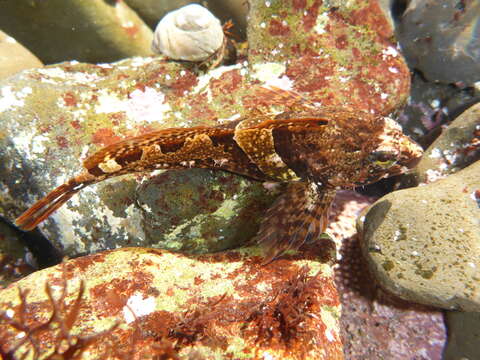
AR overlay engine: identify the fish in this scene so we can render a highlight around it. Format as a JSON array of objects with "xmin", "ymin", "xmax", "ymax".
[{"xmin": 15, "ymin": 88, "xmax": 423, "ymax": 262}]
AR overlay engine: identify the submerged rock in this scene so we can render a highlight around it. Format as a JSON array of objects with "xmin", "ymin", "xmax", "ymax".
[
  {"xmin": 0, "ymin": 219, "xmax": 35, "ymax": 287},
  {"xmin": 124, "ymin": 0, "xmax": 194, "ymax": 29},
  {"xmin": 397, "ymin": 0, "xmax": 480, "ymax": 85},
  {"xmin": 402, "ymin": 102, "xmax": 480, "ymax": 186},
  {"xmin": 360, "ymin": 160, "xmax": 480, "ymax": 311},
  {"xmin": 443, "ymin": 311, "xmax": 480, "ymax": 360},
  {"xmin": 0, "ymin": 30, "xmax": 42, "ymax": 80},
  {"xmin": 396, "ymin": 72, "xmax": 480, "ymax": 142},
  {"xmin": 0, "ymin": 0, "xmax": 154, "ymax": 64},
  {"xmin": 332, "ymin": 193, "xmax": 446, "ymax": 360},
  {"xmin": 0, "ymin": 246, "xmax": 342, "ymax": 359}
]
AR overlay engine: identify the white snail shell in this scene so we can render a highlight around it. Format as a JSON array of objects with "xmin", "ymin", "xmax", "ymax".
[{"xmin": 152, "ymin": 4, "xmax": 224, "ymax": 62}]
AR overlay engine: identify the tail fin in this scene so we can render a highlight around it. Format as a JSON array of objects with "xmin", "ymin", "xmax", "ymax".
[{"xmin": 15, "ymin": 173, "xmax": 95, "ymax": 231}]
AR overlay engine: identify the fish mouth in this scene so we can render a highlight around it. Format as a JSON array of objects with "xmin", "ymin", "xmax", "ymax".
[
  {"xmin": 396, "ymin": 133, "xmax": 423, "ymax": 168},
  {"xmin": 384, "ymin": 138, "xmax": 423, "ymax": 177}
]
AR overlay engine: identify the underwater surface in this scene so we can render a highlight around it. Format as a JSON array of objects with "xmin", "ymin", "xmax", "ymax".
[{"xmin": 0, "ymin": 0, "xmax": 479, "ymax": 359}]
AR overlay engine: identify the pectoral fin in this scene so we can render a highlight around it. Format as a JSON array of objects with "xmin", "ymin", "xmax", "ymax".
[{"xmin": 256, "ymin": 182, "xmax": 335, "ymax": 263}]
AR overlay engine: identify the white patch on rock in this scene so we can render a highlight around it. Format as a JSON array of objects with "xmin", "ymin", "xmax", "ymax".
[
  {"xmin": 251, "ymin": 62, "xmax": 293, "ymax": 91},
  {"xmin": 429, "ymin": 148, "xmax": 442, "ymax": 158},
  {"xmin": 424, "ymin": 169, "xmax": 446, "ymax": 183},
  {"xmin": 0, "ymin": 86, "xmax": 32, "ymax": 113},
  {"xmin": 11, "ymin": 130, "xmax": 49, "ymax": 158},
  {"xmin": 130, "ymin": 56, "xmax": 154, "ymax": 68},
  {"xmin": 95, "ymin": 89, "xmax": 128, "ymax": 114},
  {"xmin": 314, "ymin": 11, "xmax": 329, "ymax": 34},
  {"xmin": 127, "ymin": 87, "xmax": 170, "ymax": 123},
  {"xmin": 382, "ymin": 46, "xmax": 399, "ymax": 58},
  {"xmin": 37, "ymin": 67, "xmax": 100, "ymax": 85},
  {"xmin": 31, "ymin": 134, "xmax": 50, "ymax": 154},
  {"xmin": 123, "ymin": 292, "xmax": 156, "ymax": 324}
]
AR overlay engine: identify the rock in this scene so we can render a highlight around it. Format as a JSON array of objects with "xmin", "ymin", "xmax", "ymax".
[
  {"xmin": 0, "ymin": 219, "xmax": 36, "ymax": 287},
  {"xmin": 246, "ymin": 0, "xmax": 411, "ymax": 115},
  {"xmin": 0, "ymin": 58, "xmax": 279, "ymax": 257},
  {"xmin": 360, "ymin": 160, "xmax": 480, "ymax": 311},
  {"xmin": 443, "ymin": 311, "xmax": 480, "ymax": 360},
  {"xmin": 0, "ymin": 0, "xmax": 411, "ymax": 258},
  {"xmin": 0, "ymin": 30, "xmax": 42, "ymax": 80},
  {"xmin": 402, "ymin": 102, "xmax": 480, "ymax": 186},
  {"xmin": 329, "ymin": 191, "xmax": 446, "ymax": 359},
  {"xmin": 0, "ymin": 246, "xmax": 342, "ymax": 359},
  {"xmin": 0, "ymin": 0, "xmax": 153, "ymax": 64},
  {"xmin": 124, "ymin": 0, "xmax": 195, "ymax": 29},
  {"xmin": 397, "ymin": 72, "xmax": 480, "ymax": 142},
  {"xmin": 397, "ymin": 0, "xmax": 480, "ymax": 85}
]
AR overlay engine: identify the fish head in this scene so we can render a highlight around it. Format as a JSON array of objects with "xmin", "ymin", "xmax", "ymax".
[{"xmin": 357, "ymin": 117, "xmax": 423, "ymax": 185}]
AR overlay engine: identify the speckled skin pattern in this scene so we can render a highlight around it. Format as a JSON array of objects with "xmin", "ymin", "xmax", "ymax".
[{"xmin": 16, "ymin": 88, "xmax": 422, "ymax": 261}]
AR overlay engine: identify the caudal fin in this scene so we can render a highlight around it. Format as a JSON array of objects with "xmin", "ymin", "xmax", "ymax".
[{"xmin": 15, "ymin": 173, "xmax": 95, "ymax": 231}]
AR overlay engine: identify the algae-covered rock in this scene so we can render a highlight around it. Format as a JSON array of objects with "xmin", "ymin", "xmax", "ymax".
[
  {"xmin": 0, "ymin": 0, "xmax": 411, "ymax": 258},
  {"xmin": 246, "ymin": 0, "xmax": 410, "ymax": 115},
  {"xmin": 0, "ymin": 0, "xmax": 153, "ymax": 64},
  {"xmin": 0, "ymin": 246, "xmax": 342, "ymax": 359},
  {"xmin": 0, "ymin": 57, "xmax": 278, "ymax": 256},
  {"xmin": 0, "ymin": 30, "xmax": 42, "ymax": 80},
  {"xmin": 360, "ymin": 161, "xmax": 480, "ymax": 311}
]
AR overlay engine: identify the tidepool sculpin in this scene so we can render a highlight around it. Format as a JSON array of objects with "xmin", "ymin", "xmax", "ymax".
[{"xmin": 15, "ymin": 88, "xmax": 423, "ymax": 262}]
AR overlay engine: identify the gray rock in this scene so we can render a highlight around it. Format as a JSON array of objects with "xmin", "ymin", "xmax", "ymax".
[
  {"xmin": 0, "ymin": 58, "xmax": 279, "ymax": 257},
  {"xmin": 360, "ymin": 160, "xmax": 480, "ymax": 311},
  {"xmin": 0, "ymin": 0, "xmax": 153, "ymax": 64},
  {"xmin": 402, "ymin": 102, "xmax": 480, "ymax": 186},
  {"xmin": 397, "ymin": 0, "xmax": 480, "ymax": 85},
  {"xmin": 397, "ymin": 73, "xmax": 480, "ymax": 142},
  {"xmin": 333, "ymin": 192, "xmax": 446, "ymax": 360},
  {"xmin": 444, "ymin": 311, "xmax": 480, "ymax": 360},
  {"xmin": 124, "ymin": 0, "xmax": 195, "ymax": 29},
  {"xmin": 0, "ymin": 30, "xmax": 43, "ymax": 80}
]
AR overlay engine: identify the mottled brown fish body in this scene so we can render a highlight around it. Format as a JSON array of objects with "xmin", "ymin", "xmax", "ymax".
[{"xmin": 15, "ymin": 105, "xmax": 423, "ymax": 262}]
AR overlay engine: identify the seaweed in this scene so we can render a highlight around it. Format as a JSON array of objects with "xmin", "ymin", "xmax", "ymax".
[
  {"xmin": 169, "ymin": 293, "xmax": 229, "ymax": 351},
  {"xmin": 0, "ymin": 264, "xmax": 118, "ymax": 360},
  {"xmin": 169, "ymin": 266, "xmax": 324, "ymax": 359},
  {"xmin": 244, "ymin": 265, "xmax": 323, "ymax": 357}
]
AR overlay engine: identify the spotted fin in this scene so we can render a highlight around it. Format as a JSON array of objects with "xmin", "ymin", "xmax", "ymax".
[{"xmin": 256, "ymin": 182, "xmax": 335, "ymax": 263}]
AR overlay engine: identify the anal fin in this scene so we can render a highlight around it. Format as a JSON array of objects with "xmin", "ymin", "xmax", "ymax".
[{"xmin": 256, "ymin": 182, "xmax": 335, "ymax": 264}]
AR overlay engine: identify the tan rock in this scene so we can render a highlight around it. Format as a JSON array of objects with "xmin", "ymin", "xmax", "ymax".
[{"xmin": 0, "ymin": 30, "xmax": 43, "ymax": 80}]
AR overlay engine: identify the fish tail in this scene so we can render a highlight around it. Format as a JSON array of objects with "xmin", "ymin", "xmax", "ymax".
[{"xmin": 15, "ymin": 172, "xmax": 96, "ymax": 231}]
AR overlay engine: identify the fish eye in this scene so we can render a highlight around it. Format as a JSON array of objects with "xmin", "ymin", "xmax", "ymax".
[{"xmin": 368, "ymin": 151, "xmax": 397, "ymax": 168}]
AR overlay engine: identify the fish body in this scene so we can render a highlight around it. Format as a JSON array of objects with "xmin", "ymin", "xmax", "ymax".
[{"xmin": 15, "ymin": 91, "xmax": 423, "ymax": 262}]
